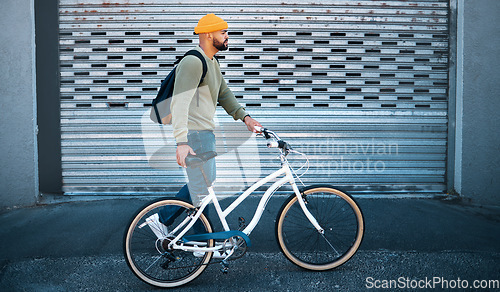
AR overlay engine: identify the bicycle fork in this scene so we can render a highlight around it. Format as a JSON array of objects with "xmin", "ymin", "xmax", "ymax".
[
  {"xmin": 289, "ymin": 176, "xmax": 341, "ymax": 256},
  {"xmin": 286, "ymin": 167, "xmax": 325, "ymax": 235}
]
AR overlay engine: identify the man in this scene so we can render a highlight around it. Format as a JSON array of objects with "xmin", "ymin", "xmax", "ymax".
[{"xmin": 145, "ymin": 14, "xmax": 262, "ymax": 238}]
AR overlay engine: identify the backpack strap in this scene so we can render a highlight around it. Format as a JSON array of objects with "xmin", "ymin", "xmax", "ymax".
[{"xmin": 175, "ymin": 49, "xmax": 208, "ymax": 86}]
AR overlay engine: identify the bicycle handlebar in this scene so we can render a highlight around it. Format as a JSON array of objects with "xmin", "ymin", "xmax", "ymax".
[
  {"xmin": 254, "ymin": 126, "xmax": 264, "ymax": 133},
  {"xmin": 254, "ymin": 126, "xmax": 276, "ymax": 139},
  {"xmin": 267, "ymin": 140, "xmax": 288, "ymax": 149},
  {"xmin": 255, "ymin": 127, "xmax": 309, "ymax": 180},
  {"xmin": 254, "ymin": 126, "xmax": 290, "ymax": 152}
]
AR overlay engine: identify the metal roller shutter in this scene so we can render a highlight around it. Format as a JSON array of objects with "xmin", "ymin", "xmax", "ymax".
[{"xmin": 59, "ymin": 0, "xmax": 450, "ymax": 196}]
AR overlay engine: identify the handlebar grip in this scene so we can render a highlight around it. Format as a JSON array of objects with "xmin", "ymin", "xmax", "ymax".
[
  {"xmin": 256, "ymin": 126, "xmax": 272, "ymax": 139},
  {"xmin": 267, "ymin": 140, "xmax": 288, "ymax": 149},
  {"xmin": 267, "ymin": 141, "xmax": 279, "ymax": 148}
]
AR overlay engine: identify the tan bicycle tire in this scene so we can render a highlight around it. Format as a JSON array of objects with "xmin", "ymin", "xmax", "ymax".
[
  {"xmin": 275, "ymin": 186, "xmax": 364, "ymax": 271},
  {"xmin": 123, "ymin": 198, "xmax": 214, "ymax": 288}
]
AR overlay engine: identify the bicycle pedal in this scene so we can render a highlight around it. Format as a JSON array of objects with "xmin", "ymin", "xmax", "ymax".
[
  {"xmin": 160, "ymin": 261, "xmax": 170, "ymax": 269},
  {"xmin": 238, "ymin": 217, "xmax": 246, "ymax": 230},
  {"xmin": 220, "ymin": 261, "xmax": 229, "ymax": 274}
]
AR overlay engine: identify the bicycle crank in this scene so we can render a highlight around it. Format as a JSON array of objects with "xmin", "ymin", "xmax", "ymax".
[{"xmin": 224, "ymin": 236, "xmax": 247, "ymax": 260}]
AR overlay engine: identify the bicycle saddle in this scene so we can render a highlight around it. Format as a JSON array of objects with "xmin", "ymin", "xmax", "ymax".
[{"xmin": 185, "ymin": 151, "xmax": 217, "ymax": 168}]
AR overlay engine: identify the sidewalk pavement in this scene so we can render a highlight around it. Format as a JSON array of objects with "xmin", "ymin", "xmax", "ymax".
[{"xmin": 0, "ymin": 195, "xmax": 499, "ymax": 291}]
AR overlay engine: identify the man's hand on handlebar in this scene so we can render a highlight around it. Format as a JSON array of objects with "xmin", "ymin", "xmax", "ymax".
[{"xmin": 243, "ymin": 116, "xmax": 263, "ymax": 133}]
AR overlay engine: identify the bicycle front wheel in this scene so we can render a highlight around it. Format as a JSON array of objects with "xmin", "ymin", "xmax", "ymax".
[
  {"xmin": 124, "ymin": 198, "xmax": 213, "ymax": 288},
  {"xmin": 275, "ymin": 186, "xmax": 364, "ymax": 271}
]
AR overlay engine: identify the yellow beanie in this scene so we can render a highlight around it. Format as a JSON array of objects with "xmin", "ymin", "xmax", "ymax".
[{"xmin": 194, "ymin": 14, "xmax": 228, "ymax": 34}]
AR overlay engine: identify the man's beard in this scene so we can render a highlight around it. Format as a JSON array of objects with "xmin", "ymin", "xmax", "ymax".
[{"xmin": 213, "ymin": 38, "xmax": 228, "ymax": 51}]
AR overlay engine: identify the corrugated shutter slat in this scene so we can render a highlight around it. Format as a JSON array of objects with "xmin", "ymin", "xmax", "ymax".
[{"xmin": 59, "ymin": 0, "xmax": 449, "ymax": 196}]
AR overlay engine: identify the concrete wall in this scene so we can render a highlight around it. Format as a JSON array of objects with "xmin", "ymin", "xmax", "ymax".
[
  {"xmin": 455, "ymin": 0, "xmax": 500, "ymax": 205},
  {"xmin": 0, "ymin": 0, "xmax": 498, "ymax": 208},
  {"xmin": 0, "ymin": 0, "xmax": 39, "ymax": 208},
  {"xmin": 36, "ymin": 0, "xmax": 63, "ymax": 195}
]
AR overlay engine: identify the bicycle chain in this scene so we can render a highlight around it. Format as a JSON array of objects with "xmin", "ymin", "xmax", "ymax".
[
  {"xmin": 159, "ymin": 237, "xmax": 248, "ymax": 271},
  {"xmin": 158, "ymin": 251, "xmax": 241, "ymax": 271}
]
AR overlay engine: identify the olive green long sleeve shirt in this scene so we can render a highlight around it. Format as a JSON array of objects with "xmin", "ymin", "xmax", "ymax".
[{"xmin": 170, "ymin": 46, "xmax": 247, "ymax": 143}]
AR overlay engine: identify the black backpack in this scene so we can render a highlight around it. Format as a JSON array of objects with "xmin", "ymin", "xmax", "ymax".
[{"xmin": 150, "ymin": 50, "xmax": 208, "ymax": 125}]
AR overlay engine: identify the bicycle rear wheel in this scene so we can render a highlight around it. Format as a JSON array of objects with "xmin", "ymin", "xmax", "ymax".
[
  {"xmin": 275, "ymin": 186, "xmax": 364, "ymax": 270},
  {"xmin": 124, "ymin": 198, "xmax": 213, "ymax": 288}
]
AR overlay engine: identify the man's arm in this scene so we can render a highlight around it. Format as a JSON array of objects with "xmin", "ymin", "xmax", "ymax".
[
  {"xmin": 171, "ymin": 56, "xmax": 203, "ymax": 167},
  {"xmin": 170, "ymin": 56, "xmax": 203, "ymax": 144},
  {"xmin": 218, "ymin": 78, "xmax": 262, "ymax": 132},
  {"xmin": 218, "ymin": 78, "xmax": 247, "ymax": 120}
]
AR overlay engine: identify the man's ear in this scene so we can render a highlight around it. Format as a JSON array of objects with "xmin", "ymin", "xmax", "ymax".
[{"xmin": 198, "ymin": 32, "xmax": 210, "ymax": 41}]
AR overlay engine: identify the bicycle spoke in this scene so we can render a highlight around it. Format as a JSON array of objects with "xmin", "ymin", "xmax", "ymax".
[
  {"xmin": 320, "ymin": 233, "xmax": 341, "ymax": 257},
  {"xmin": 144, "ymin": 254, "xmax": 165, "ymax": 272}
]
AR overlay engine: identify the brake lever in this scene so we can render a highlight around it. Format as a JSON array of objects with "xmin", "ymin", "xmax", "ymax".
[{"xmin": 255, "ymin": 127, "xmax": 272, "ymax": 139}]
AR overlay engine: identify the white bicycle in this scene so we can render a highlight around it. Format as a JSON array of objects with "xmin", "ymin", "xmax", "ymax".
[{"xmin": 124, "ymin": 127, "xmax": 364, "ymax": 288}]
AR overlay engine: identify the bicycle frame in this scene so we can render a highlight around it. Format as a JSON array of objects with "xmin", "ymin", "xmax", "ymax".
[{"xmin": 169, "ymin": 154, "xmax": 323, "ymax": 252}]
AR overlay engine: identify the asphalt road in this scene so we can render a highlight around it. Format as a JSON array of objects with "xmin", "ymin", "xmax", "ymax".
[{"xmin": 0, "ymin": 196, "xmax": 499, "ymax": 291}]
